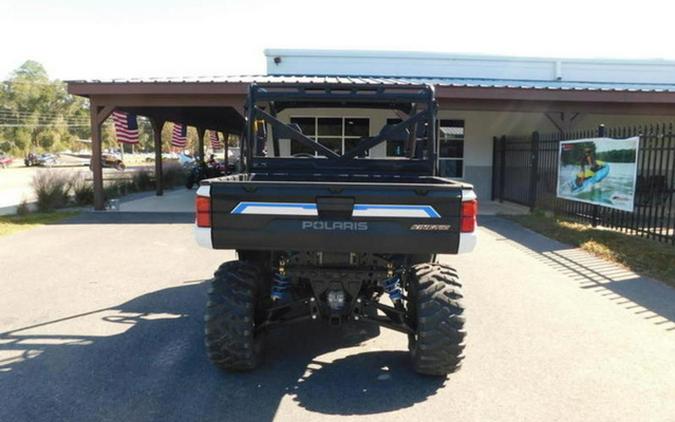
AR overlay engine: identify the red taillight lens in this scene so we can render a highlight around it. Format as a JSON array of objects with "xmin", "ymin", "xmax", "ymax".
[
  {"xmin": 461, "ymin": 199, "xmax": 477, "ymax": 233},
  {"xmin": 196, "ymin": 195, "xmax": 211, "ymax": 228}
]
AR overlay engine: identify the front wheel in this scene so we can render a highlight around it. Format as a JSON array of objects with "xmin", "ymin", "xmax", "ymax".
[
  {"xmin": 407, "ymin": 263, "xmax": 466, "ymax": 376},
  {"xmin": 204, "ymin": 261, "xmax": 265, "ymax": 371}
]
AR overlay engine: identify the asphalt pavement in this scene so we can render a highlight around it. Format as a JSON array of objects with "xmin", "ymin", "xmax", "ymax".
[{"xmin": 0, "ymin": 213, "xmax": 673, "ymax": 421}]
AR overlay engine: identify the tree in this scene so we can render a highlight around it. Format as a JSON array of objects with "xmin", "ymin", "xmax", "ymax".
[{"xmin": 0, "ymin": 60, "xmax": 91, "ymax": 155}]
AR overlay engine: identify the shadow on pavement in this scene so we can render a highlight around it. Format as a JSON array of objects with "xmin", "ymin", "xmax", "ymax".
[
  {"xmin": 481, "ymin": 216, "xmax": 675, "ymax": 330},
  {"xmin": 0, "ymin": 282, "xmax": 445, "ymax": 421}
]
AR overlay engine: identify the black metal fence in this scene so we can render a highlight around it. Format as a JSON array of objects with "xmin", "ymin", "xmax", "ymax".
[{"xmin": 493, "ymin": 124, "xmax": 675, "ymax": 244}]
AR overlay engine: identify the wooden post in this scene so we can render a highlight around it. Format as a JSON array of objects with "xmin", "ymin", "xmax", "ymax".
[
  {"xmin": 151, "ymin": 117, "xmax": 165, "ymax": 196},
  {"xmin": 90, "ymin": 102, "xmax": 104, "ymax": 210},
  {"xmin": 89, "ymin": 103, "xmax": 115, "ymax": 210},
  {"xmin": 197, "ymin": 127, "xmax": 206, "ymax": 163}
]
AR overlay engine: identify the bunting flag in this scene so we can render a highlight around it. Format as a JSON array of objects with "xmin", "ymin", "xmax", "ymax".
[
  {"xmin": 171, "ymin": 122, "xmax": 187, "ymax": 148},
  {"xmin": 210, "ymin": 130, "xmax": 223, "ymax": 150},
  {"xmin": 111, "ymin": 111, "xmax": 139, "ymax": 144}
]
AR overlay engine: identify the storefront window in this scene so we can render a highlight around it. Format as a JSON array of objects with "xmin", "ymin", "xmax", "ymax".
[
  {"xmin": 289, "ymin": 117, "xmax": 370, "ymax": 156},
  {"xmin": 289, "ymin": 117, "xmax": 316, "ymax": 155},
  {"xmin": 438, "ymin": 119, "xmax": 464, "ymax": 178}
]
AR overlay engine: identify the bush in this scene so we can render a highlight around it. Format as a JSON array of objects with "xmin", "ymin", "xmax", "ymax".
[
  {"xmin": 162, "ymin": 162, "xmax": 185, "ymax": 187},
  {"xmin": 32, "ymin": 170, "xmax": 70, "ymax": 212},
  {"xmin": 103, "ymin": 180, "xmax": 128, "ymax": 200},
  {"xmin": 16, "ymin": 200, "xmax": 30, "ymax": 216},
  {"xmin": 70, "ymin": 174, "xmax": 94, "ymax": 206},
  {"xmin": 132, "ymin": 169, "xmax": 154, "ymax": 191}
]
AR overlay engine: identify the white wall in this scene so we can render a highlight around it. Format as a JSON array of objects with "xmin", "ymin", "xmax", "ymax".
[
  {"xmin": 567, "ymin": 114, "xmax": 675, "ymax": 132},
  {"xmin": 265, "ymin": 49, "xmax": 675, "ymax": 84}
]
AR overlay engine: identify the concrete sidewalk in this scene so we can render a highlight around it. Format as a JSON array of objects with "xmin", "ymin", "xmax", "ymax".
[{"xmin": 120, "ymin": 188, "xmax": 195, "ymax": 213}]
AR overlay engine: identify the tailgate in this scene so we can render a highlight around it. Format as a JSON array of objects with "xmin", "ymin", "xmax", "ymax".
[{"xmin": 206, "ymin": 181, "xmax": 465, "ymax": 254}]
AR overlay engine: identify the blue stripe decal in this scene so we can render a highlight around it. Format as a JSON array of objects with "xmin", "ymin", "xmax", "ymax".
[
  {"xmin": 231, "ymin": 202, "xmax": 317, "ymax": 215},
  {"xmin": 231, "ymin": 202, "xmax": 440, "ymax": 218},
  {"xmin": 353, "ymin": 204, "xmax": 440, "ymax": 218}
]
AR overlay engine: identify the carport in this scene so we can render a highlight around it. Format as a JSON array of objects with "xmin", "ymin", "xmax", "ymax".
[
  {"xmin": 67, "ymin": 80, "xmax": 248, "ymax": 210},
  {"xmin": 67, "ymin": 75, "xmax": 675, "ymax": 210}
]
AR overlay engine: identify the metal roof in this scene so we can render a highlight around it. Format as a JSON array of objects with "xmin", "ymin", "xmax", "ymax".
[{"xmin": 69, "ymin": 74, "xmax": 675, "ymax": 93}]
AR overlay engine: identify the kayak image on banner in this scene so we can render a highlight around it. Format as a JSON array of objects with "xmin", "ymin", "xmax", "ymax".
[{"xmin": 556, "ymin": 137, "xmax": 640, "ymax": 212}]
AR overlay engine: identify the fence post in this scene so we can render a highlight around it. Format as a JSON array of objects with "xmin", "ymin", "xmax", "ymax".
[
  {"xmin": 528, "ymin": 131, "xmax": 540, "ymax": 212},
  {"xmin": 591, "ymin": 125, "xmax": 606, "ymax": 227},
  {"xmin": 499, "ymin": 135, "xmax": 506, "ymax": 203}
]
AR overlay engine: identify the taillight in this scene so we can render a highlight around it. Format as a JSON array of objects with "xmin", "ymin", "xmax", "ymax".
[
  {"xmin": 196, "ymin": 195, "xmax": 211, "ymax": 228},
  {"xmin": 461, "ymin": 199, "xmax": 477, "ymax": 233}
]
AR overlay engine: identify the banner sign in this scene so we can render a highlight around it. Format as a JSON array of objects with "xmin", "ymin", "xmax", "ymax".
[{"xmin": 556, "ymin": 137, "xmax": 640, "ymax": 212}]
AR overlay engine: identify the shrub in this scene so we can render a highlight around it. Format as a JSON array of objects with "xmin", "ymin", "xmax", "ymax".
[
  {"xmin": 132, "ymin": 169, "xmax": 154, "ymax": 191},
  {"xmin": 103, "ymin": 180, "xmax": 128, "ymax": 200},
  {"xmin": 162, "ymin": 162, "xmax": 185, "ymax": 187},
  {"xmin": 70, "ymin": 174, "xmax": 94, "ymax": 206},
  {"xmin": 32, "ymin": 170, "xmax": 70, "ymax": 212},
  {"xmin": 16, "ymin": 200, "xmax": 30, "ymax": 216}
]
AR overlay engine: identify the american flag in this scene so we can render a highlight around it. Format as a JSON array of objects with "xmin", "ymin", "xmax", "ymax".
[
  {"xmin": 111, "ymin": 111, "xmax": 139, "ymax": 144},
  {"xmin": 210, "ymin": 130, "xmax": 223, "ymax": 150},
  {"xmin": 171, "ymin": 122, "xmax": 187, "ymax": 148}
]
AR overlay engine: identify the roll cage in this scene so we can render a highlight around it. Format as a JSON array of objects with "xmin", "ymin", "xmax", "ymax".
[{"xmin": 242, "ymin": 83, "xmax": 439, "ymax": 176}]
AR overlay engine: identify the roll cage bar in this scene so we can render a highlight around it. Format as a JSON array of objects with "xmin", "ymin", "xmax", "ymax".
[{"xmin": 242, "ymin": 83, "xmax": 438, "ymax": 176}]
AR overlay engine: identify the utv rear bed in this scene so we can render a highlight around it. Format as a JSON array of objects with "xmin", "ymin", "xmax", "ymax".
[{"xmin": 197, "ymin": 173, "xmax": 475, "ymax": 254}]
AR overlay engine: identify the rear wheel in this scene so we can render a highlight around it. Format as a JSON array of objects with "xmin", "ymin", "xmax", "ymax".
[
  {"xmin": 407, "ymin": 262, "xmax": 466, "ymax": 376},
  {"xmin": 204, "ymin": 260, "xmax": 265, "ymax": 371}
]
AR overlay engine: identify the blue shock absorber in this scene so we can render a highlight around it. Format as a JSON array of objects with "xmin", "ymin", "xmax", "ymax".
[
  {"xmin": 384, "ymin": 275, "xmax": 402, "ymax": 302},
  {"xmin": 271, "ymin": 272, "xmax": 290, "ymax": 301}
]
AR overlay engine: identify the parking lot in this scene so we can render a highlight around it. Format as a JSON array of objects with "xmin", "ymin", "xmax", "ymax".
[{"xmin": 0, "ymin": 209, "xmax": 673, "ymax": 422}]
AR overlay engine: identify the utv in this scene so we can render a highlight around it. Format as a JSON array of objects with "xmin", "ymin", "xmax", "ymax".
[{"xmin": 195, "ymin": 84, "xmax": 477, "ymax": 375}]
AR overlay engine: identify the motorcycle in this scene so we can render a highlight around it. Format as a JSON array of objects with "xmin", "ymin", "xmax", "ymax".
[{"xmin": 185, "ymin": 160, "xmax": 226, "ymax": 189}]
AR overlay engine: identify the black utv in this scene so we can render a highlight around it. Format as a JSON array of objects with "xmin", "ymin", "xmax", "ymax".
[{"xmin": 194, "ymin": 84, "xmax": 477, "ymax": 375}]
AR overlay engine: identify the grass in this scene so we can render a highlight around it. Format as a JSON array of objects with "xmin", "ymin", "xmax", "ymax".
[
  {"xmin": 509, "ymin": 212, "xmax": 675, "ymax": 287},
  {"xmin": 0, "ymin": 211, "xmax": 79, "ymax": 237}
]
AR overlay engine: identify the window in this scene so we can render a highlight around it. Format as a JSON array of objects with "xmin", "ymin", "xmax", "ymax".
[
  {"xmin": 289, "ymin": 117, "xmax": 315, "ymax": 155},
  {"xmin": 289, "ymin": 117, "xmax": 370, "ymax": 157},
  {"xmin": 385, "ymin": 118, "xmax": 406, "ymax": 157},
  {"xmin": 438, "ymin": 119, "xmax": 464, "ymax": 178}
]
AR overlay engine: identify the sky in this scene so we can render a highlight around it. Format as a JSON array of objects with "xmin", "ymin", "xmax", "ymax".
[{"xmin": 2, "ymin": 0, "xmax": 675, "ymax": 81}]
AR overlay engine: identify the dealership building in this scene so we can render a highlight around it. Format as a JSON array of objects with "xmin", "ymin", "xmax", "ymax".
[{"xmin": 69, "ymin": 49, "xmax": 675, "ymax": 208}]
